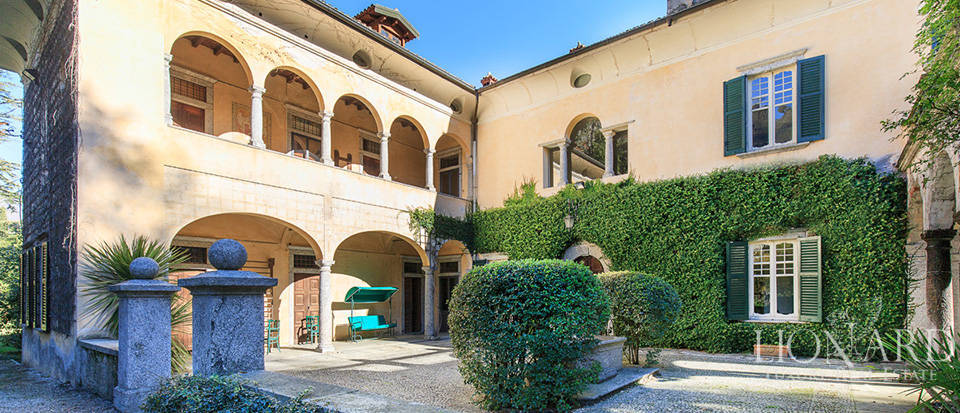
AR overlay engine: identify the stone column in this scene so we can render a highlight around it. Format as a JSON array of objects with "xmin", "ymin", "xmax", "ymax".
[
  {"xmin": 163, "ymin": 54, "xmax": 173, "ymax": 126},
  {"xmin": 108, "ymin": 257, "xmax": 180, "ymax": 413},
  {"xmin": 558, "ymin": 141, "xmax": 570, "ymax": 186},
  {"xmin": 425, "ymin": 148, "xmax": 436, "ymax": 191},
  {"xmin": 179, "ymin": 239, "xmax": 278, "ymax": 375},
  {"xmin": 922, "ymin": 229, "xmax": 956, "ymax": 329},
  {"xmin": 249, "ymin": 85, "xmax": 266, "ymax": 148},
  {"xmin": 320, "ymin": 110, "xmax": 334, "ymax": 165},
  {"xmin": 422, "ymin": 265, "xmax": 435, "ymax": 339},
  {"xmin": 316, "ymin": 259, "xmax": 335, "ymax": 352},
  {"xmin": 379, "ymin": 132, "xmax": 392, "ymax": 180},
  {"xmin": 602, "ymin": 129, "xmax": 615, "ymax": 177}
]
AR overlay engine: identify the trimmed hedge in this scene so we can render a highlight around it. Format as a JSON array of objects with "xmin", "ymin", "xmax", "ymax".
[
  {"xmin": 469, "ymin": 156, "xmax": 907, "ymax": 357},
  {"xmin": 599, "ymin": 271, "xmax": 682, "ymax": 363},
  {"xmin": 448, "ymin": 259, "xmax": 609, "ymax": 411}
]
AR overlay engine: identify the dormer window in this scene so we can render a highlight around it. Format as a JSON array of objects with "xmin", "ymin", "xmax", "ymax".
[
  {"xmin": 379, "ymin": 27, "xmax": 402, "ymax": 46},
  {"xmin": 355, "ymin": 4, "xmax": 419, "ymax": 48}
]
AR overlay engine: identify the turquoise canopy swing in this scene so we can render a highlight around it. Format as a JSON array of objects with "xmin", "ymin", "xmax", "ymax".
[{"xmin": 344, "ymin": 286, "xmax": 398, "ymax": 342}]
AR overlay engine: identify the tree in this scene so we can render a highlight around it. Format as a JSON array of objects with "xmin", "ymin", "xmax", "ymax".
[
  {"xmin": 0, "ymin": 71, "xmax": 22, "ymax": 209},
  {"xmin": 884, "ymin": 0, "xmax": 960, "ymax": 173}
]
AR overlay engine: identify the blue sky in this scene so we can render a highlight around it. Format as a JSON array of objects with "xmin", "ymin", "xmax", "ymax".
[{"xmin": 0, "ymin": 1, "xmax": 669, "ymax": 168}]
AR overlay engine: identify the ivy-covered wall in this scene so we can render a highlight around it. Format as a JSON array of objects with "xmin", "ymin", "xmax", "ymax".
[{"xmin": 439, "ymin": 156, "xmax": 908, "ymax": 355}]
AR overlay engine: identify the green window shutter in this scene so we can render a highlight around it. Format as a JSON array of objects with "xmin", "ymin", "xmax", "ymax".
[
  {"xmin": 725, "ymin": 241, "xmax": 748, "ymax": 320},
  {"xmin": 798, "ymin": 236, "xmax": 822, "ymax": 322},
  {"xmin": 723, "ymin": 76, "xmax": 747, "ymax": 156},
  {"xmin": 797, "ymin": 55, "xmax": 825, "ymax": 142}
]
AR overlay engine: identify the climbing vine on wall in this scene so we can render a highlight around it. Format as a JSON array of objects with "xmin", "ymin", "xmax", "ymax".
[{"xmin": 411, "ymin": 156, "xmax": 908, "ymax": 356}]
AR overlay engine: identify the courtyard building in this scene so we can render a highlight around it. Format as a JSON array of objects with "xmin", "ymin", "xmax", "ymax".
[{"xmin": 3, "ymin": 0, "xmax": 951, "ymax": 392}]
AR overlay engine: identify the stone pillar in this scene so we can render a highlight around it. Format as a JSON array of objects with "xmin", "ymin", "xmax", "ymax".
[
  {"xmin": 425, "ymin": 148, "xmax": 436, "ymax": 191},
  {"xmin": 163, "ymin": 54, "xmax": 173, "ymax": 126},
  {"xmin": 602, "ymin": 129, "xmax": 615, "ymax": 177},
  {"xmin": 316, "ymin": 259, "xmax": 335, "ymax": 352},
  {"xmin": 320, "ymin": 110, "xmax": 334, "ymax": 165},
  {"xmin": 249, "ymin": 85, "xmax": 266, "ymax": 148},
  {"xmin": 108, "ymin": 257, "xmax": 180, "ymax": 413},
  {"xmin": 179, "ymin": 239, "xmax": 278, "ymax": 375},
  {"xmin": 558, "ymin": 141, "xmax": 570, "ymax": 186},
  {"xmin": 422, "ymin": 265, "xmax": 435, "ymax": 339},
  {"xmin": 922, "ymin": 229, "xmax": 956, "ymax": 329},
  {"xmin": 379, "ymin": 132, "xmax": 392, "ymax": 180}
]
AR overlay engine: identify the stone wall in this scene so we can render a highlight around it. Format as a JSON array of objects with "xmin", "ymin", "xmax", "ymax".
[
  {"xmin": 20, "ymin": 0, "xmax": 80, "ymax": 383},
  {"xmin": 75, "ymin": 339, "xmax": 119, "ymax": 401}
]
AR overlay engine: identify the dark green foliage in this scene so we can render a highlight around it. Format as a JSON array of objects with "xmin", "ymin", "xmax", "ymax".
[
  {"xmin": 471, "ymin": 156, "xmax": 908, "ymax": 356},
  {"xmin": 883, "ymin": 0, "xmax": 960, "ymax": 174},
  {"xmin": 599, "ymin": 271, "xmax": 682, "ymax": 364},
  {"xmin": 142, "ymin": 375, "xmax": 328, "ymax": 413},
  {"xmin": 882, "ymin": 330, "xmax": 960, "ymax": 412},
  {"xmin": 448, "ymin": 259, "xmax": 610, "ymax": 411},
  {"xmin": 407, "ymin": 207, "xmax": 475, "ymax": 251},
  {"xmin": 79, "ymin": 235, "xmax": 192, "ymax": 372}
]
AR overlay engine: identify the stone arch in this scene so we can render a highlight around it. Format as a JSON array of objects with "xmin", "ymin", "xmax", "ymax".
[
  {"xmin": 333, "ymin": 230, "xmax": 429, "ymax": 266},
  {"xmin": 263, "ymin": 65, "xmax": 325, "ymax": 112},
  {"xmin": 389, "ymin": 115, "xmax": 430, "ymax": 150},
  {"xmin": 169, "ymin": 212, "xmax": 322, "ymax": 258},
  {"xmin": 333, "ymin": 93, "xmax": 383, "ymax": 133},
  {"xmin": 564, "ymin": 113, "xmax": 603, "ymax": 139},
  {"xmin": 388, "ymin": 115, "xmax": 428, "ymax": 188},
  {"xmin": 562, "ymin": 240, "xmax": 612, "ymax": 274},
  {"xmin": 169, "ymin": 31, "xmax": 253, "ymax": 87}
]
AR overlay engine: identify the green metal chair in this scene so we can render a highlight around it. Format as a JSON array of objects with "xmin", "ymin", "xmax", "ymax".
[
  {"xmin": 265, "ymin": 319, "xmax": 280, "ymax": 353},
  {"xmin": 304, "ymin": 315, "xmax": 320, "ymax": 344}
]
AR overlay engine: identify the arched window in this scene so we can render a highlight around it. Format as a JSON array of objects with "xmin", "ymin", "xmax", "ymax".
[{"xmin": 569, "ymin": 117, "xmax": 605, "ymax": 183}]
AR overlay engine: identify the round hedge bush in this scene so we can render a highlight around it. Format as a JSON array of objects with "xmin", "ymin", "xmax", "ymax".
[
  {"xmin": 599, "ymin": 271, "xmax": 682, "ymax": 363},
  {"xmin": 449, "ymin": 259, "xmax": 610, "ymax": 412}
]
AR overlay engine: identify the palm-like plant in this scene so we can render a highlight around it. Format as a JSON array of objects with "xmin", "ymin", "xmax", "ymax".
[
  {"xmin": 883, "ymin": 330, "xmax": 960, "ymax": 412},
  {"xmin": 80, "ymin": 235, "xmax": 191, "ymax": 372}
]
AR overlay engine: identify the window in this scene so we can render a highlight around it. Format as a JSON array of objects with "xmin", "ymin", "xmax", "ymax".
[
  {"xmin": 569, "ymin": 117, "xmax": 605, "ymax": 183},
  {"xmin": 403, "ymin": 260, "xmax": 424, "ymax": 275},
  {"xmin": 293, "ymin": 254, "xmax": 318, "ymax": 269},
  {"xmin": 544, "ymin": 146, "xmax": 561, "ymax": 188},
  {"xmin": 379, "ymin": 27, "xmax": 402, "ymax": 46},
  {"xmin": 438, "ymin": 260, "xmax": 459, "ymax": 275},
  {"xmin": 289, "ymin": 114, "xmax": 323, "ymax": 161},
  {"xmin": 612, "ymin": 130, "xmax": 628, "ymax": 176},
  {"xmin": 173, "ymin": 245, "xmax": 207, "ymax": 265},
  {"xmin": 360, "ymin": 135, "xmax": 381, "ymax": 176},
  {"xmin": 438, "ymin": 150, "xmax": 460, "ymax": 197},
  {"xmin": 749, "ymin": 240, "xmax": 797, "ymax": 321},
  {"xmin": 170, "ymin": 69, "xmax": 213, "ymax": 134},
  {"xmin": 749, "ymin": 68, "xmax": 794, "ymax": 150}
]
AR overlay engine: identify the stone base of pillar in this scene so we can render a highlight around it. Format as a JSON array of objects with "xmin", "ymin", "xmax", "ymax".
[
  {"xmin": 316, "ymin": 342, "xmax": 336, "ymax": 353},
  {"xmin": 114, "ymin": 386, "xmax": 154, "ymax": 413}
]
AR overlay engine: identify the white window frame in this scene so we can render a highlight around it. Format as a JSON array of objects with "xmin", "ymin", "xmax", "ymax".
[
  {"xmin": 747, "ymin": 65, "xmax": 796, "ymax": 152},
  {"xmin": 437, "ymin": 148, "xmax": 461, "ymax": 197},
  {"xmin": 359, "ymin": 131, "xmax": 381, "ymax": 176},
  {"xmin": 747, "ymin": 236, "xmax": 800, "ymax": 322},
  {"xmin": 170, "ymin": 66, "xmax": 215, "ymax": 134}
]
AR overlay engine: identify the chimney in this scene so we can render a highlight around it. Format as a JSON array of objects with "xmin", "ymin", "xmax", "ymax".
[
  {"xmin": 667, "ymin": 0, "xmax": 699, "ymax": 15},
  {"xmin": 480, "ymin": 73, "xmax": 498, "ymax": 87},
  {"xmin": 569, "ymin": 42, "xmax": 585, "ymax": 53}
]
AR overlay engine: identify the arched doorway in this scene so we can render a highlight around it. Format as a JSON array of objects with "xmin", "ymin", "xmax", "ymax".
[
  {"xmin": 263, "ymin": 67, "xmax": 324, "ymax": 157},
  {"xmin": 331, "ymin": 95, "xmax": 382, "ymax": 174},
  {"xmin": 169, "ymin": 34, "xmax": 252, "ymax": 136},
  {"xmin": 332, "ymin": 231, "xmax": 429, "ymax": 338},
  {"xmin": 388, "ymin": 116, "xmax": 428, "ymax": 188},
  {"xmin": 170, "ymin": 213, "xmax": 322, "ymax": 347},
  {"xmin": 562, "ymin": 240, "xmax": 611, "ymax": 275}
]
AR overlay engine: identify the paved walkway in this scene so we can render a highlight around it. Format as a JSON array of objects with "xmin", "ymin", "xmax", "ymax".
[
  {"xmin": 0, "ymin": 359, "xmax": 116, "ymax": 413},
  {"xmin": 266, "ymin": 339, "xmax": 917, "ymax": 413}
]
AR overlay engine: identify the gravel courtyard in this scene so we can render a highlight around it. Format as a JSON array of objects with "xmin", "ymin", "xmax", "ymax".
[
  {"xmin": 0, "ymin": 359, "xmax": 116, "ymax": 413},
  {"xmin": 266, "ymin": 338, "xmax": 916, "ymax": 413}
]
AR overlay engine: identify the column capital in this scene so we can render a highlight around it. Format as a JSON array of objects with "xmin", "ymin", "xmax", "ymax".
[
  {"xmin": 320, "ymin": 110, "xmax": 334, "ymax": 121},
  {"xmin": 601, "ymin": 129, "xmax": 617, "ymax": 139},
  {"xmin": 249, "ymin": 85, "xmax": 266, "ymax": 96},
  {"xmin": 424, "ymin": 148, "xmax": 436, "ymax": 156},
  {"xmin": 317, "ymin": 259, "xmax": 335, "ymax": 269},
  {"xmin": 378, "ymin": 131, "xmax": 391, "ymax": 141},
  {"xmin": 421, "ymin": 265, "xmax": 434, "ymax": 275}
]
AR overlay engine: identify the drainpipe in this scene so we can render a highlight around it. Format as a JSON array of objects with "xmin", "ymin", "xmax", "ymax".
[{"xmin": 471, "ymin": 90, "xmax": 479, "ymax": 213}]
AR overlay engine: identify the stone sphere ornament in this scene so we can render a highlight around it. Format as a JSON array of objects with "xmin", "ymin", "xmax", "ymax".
[
  {"xmin": 128, "ymin": 257, "xmax": 160, "ymax": 279},
  {"xmin": 208, "ymin": 239, "xmax": 247, "ymax": 270}
]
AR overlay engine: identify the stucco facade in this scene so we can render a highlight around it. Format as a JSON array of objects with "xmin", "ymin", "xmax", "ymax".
[{"xmin": 8, "ymin": 0, "xmax": 933, "ymax": 387}]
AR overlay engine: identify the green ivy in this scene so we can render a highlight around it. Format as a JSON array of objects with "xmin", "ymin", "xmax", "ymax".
[
  {"xmin": 407, "ymin": 207, "xmax": 475, "ymax": 252},
  {"xmin": 470, "ymin": 156, "xmax": 908, "ymax": 356}
]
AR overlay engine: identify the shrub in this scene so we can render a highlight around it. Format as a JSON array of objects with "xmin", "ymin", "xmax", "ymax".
[
  {"xmin": 599, "ymin": 271, "xmax": 682, "ymax": 364},
  {"xmin": 142, "ymin": 375, "xmax": 326, "ymax": 413},
  {"xmin": 449, "ymin": 259, "xmax": 609, "ymax": 412},
  {"xmin": 882, "ymin": 330, "xmax": 960, "ymax": 412}
]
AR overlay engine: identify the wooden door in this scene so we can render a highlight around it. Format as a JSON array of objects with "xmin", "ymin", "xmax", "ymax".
[
  {"xmin": 293, "ymin": 273, "xmax": 320, "ymax": 344},
  {"xmin": 403, "ymin": 276, "xmax": 423, "ymax": 334},
  {"xmin": 438, "ymin": 276, "xmax": 459, "ymax": 333}
]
